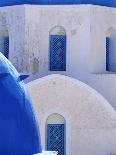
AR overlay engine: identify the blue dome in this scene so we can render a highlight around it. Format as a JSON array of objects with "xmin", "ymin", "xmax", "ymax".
[{"xmin": 0, "ymin": 0, "xmax": 116, "ymax": 7}]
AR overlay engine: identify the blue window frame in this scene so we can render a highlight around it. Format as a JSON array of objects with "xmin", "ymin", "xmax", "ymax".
[
  {"xmin": 4, "ymin": 36, "xmax": 9, "ymax": 59},
  {"xmin": 47, "ymin": 124, "xmax": 65, "ymax": 155},
  {"xmin": 50, "ymin": 35, "xmax": 66, "ymax": 71},
  {"xmin": 106, "ymin": 37, "xmax": 110, "ymax": 71}
]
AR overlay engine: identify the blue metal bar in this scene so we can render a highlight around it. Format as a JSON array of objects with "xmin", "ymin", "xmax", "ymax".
[{"xmin": 106, "ymin": 37, "xmax": 110, "ymax": 71}]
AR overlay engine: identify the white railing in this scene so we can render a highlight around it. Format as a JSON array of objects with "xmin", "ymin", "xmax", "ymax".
[{"xmin": 34, "ymin": 151, "xmax": 58, "ymax": 155}]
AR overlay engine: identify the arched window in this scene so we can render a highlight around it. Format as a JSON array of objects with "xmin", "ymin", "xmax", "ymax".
[
  {"xmin": 0, "ymin": 27, "xmax": 9, "ymax": 59},
  {"xmin": 49, "ymin": 26, "xmax": 66, "ymax": 71},
  {"xmin": 46, "ymin": 113, "xmax": 66, "ymax": 155},
  {"xmin": 106, "ymin": 28, "xmax": 116, "ymax": 72}
]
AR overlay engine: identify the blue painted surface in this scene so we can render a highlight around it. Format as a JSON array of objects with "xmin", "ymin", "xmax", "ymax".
[
  {"xmin": 0, "ymin": 52, "xmax": 42, "ymax": 155},
  {"xmin": 50, "ymin": 35, "xmax": 66, "ymax": 71},
  {"xmin": 47, "ymin": 124, "xmax": 65, "ymax": 155},
  {"xmin": 106, "ymin": 37, "xmax": 110, "ymax": 71},
  {"xmin": 0, "ymin": 0, "xmax": 116, "ymax": 7}
]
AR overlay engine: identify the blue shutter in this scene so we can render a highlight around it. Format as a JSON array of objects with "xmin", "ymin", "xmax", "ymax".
[
  {"xmin": 4, "ymin": 36, "xmax": 9, "ymax": 59},
  {"xmin": 47, "ymin": 124, "xmax": 65, "ymax": 155},
  {"xmin": 106, "ymin": 37, "xmax": 110, "ymax": 71},
  {"xmin": 50, "ymin": 35, "xmax": 66, "ymax": 71}
]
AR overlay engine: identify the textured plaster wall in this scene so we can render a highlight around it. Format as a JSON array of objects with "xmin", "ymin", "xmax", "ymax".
[
  {"xmin": 1, "ymin": 5, "xmax": 116, "ymax": 110},
  {"xmin": 27, "ymin": 74, "xmax": 116, "ymax": 155},
  {"xmin": 90, "ymin": 6, "xmax": 116, "ymax": 73},
  {"xmin": 88, "ymin": 6, "xmax": 116, "ymax": 110},
  {"xmin": 24, "ymin": 5, "xmax": 91, "ymax": 78},
  {"xmin": 24, "ymin": 5, "xmax": 116, "ymax": 110},
  {"xmin": 0, "ymin": 5, "xmax": 30, "ymax": 73}
]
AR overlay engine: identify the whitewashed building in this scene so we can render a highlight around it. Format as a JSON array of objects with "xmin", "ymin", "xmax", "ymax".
[{"xmin": 1, "ymin": 1, "xmax": 116, "ymax": 155}]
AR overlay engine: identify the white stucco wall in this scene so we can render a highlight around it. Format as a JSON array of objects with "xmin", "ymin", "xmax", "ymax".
[
  {"xmin": 24, "ymin": 5, "xmax": 116, "ymax": 110},
  {"xmin": 24, "ymin": 4, "xmax": 91, "ymax": 78},
  {"xmin": 1, "ymin": 5, "xmax": 116, "ymax": 110},
  {"xmin": 27, "ymin": 74, "xmax": 116, "ymax": 155},
  {"xmin": 0, "ymin": 5, "xmax": 30, "ymax": 73},
  {"xmin": 88, "ymin": 6, "xmax": 116, "ymax": 109}
]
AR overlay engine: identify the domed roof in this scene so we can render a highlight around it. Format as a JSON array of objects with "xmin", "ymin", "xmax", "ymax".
[{"xmin": 0, "ymin": 0, "xmax": 116, "ymax": 7}]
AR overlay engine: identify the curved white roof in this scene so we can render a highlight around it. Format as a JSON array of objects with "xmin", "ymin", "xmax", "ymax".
[{"xmin": 27, "ymin": 74, "xmax": 116, "ymax": 129}]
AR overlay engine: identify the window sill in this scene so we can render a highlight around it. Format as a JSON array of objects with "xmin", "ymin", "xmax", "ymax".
[{"xmin": 92, "ymin": 71, "xmax": 116, "ymax": 75}]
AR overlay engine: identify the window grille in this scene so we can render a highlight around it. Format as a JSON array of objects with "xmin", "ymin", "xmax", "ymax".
[
  {"xmin": 50, "ymin": 35, "xmax": 66, "ymax": 71},
  {"xmin": 47, "ymin": 124, "xmax": 65, "ymax": 155},
  {"xmin": 4, "ymin": 36, "xmax": 9, "ymax": 59}
]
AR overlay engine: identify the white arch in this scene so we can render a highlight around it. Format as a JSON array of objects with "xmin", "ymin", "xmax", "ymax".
[
  {"xmin": 106, "ymin": 27, "xmax": 116, "ymax": 37},
  {"xmin": 50, "ymin": 26, "xmax": 66, "ymax": 35},
  {"xmin": 27, "ymin": 74, "xmax": 116, "ymax": 124},
  {"xmin": 46, "ymin": 113, "xmax": 66, "ymax": 124}
]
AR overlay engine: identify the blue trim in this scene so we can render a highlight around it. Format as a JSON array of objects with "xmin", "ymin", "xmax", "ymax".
[
  {"xmin": 50, "ymin": 35, "xmax": 66, "ymax": 71},
  {"xmin": 18, "ymin": 75, "xmax": 29, "ymax": 81},
  {"xmin": 0, "ymin": 0, "xmax": 116, "ymax": 7}
]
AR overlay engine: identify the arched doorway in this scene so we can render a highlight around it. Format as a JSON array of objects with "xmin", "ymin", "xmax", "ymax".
[{"xmin": 46, "ymin": 113, "xmax": 66, "ymax": 155}]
